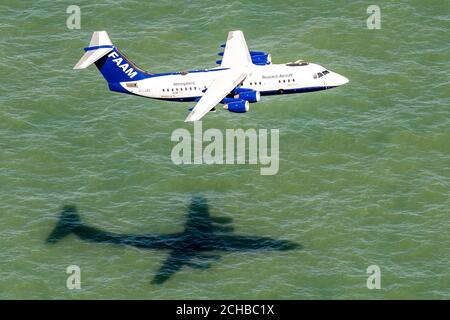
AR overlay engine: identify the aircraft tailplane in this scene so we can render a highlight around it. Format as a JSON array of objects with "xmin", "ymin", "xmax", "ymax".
[
  {"xmin": 46, "ymin": 205, "xmax": 82, "ymax": 243},
  {"xmin": 73, "ymin": 31, "xmax": 151, "ymax": 85},
  {"xmin": 73, "ymin": 31, "xmax": 113, "ymax": 69}
]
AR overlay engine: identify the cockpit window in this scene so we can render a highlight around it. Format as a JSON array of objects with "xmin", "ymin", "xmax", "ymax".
[
  {"xmin": 286, "ymin": 59, "xmax": 309, "ymax": 66},
  {"xmin": 314, "ymin": 72, "xmax": 323, "ymax": 78},
  {"xmin": 313, "ymin": 70, "xmax": 329, "ymax": 79}
]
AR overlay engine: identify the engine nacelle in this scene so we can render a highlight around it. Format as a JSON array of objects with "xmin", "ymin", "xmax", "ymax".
[
  {"xmin": 223, "ymin": 99, "xmax": 249, "ymax": 113},
  {"xmin": 250, "ymin": 51, "xmax": 267, "ymax": 56},
  {"xmin": 234, "ymin": 90, "xmax": 260, "ymax": 103},
  {"xmin": 251, "ymin": 53, "xmax": 271, "ymax": 65}
]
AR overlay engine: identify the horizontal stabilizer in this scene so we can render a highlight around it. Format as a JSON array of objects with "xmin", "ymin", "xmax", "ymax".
[
  {"xmin": 73, "ymin": 31, "xmax": 113, "ymax": 69},
  {"xmin": 46, "ymin": 205, "xmax": 82, "ymax": 243},
  {"xmin": 74, "ymin": 48, "xmax": 112, "ymax": 69}
]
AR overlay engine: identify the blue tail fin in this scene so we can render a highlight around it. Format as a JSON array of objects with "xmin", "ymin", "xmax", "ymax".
[
  {"xmin": 73, "ymin": 31, "xmax": 152, "ymax": 87},
  {"xmin": 94, "ymin": 47, "xmax": 151, "ymax": 83}
]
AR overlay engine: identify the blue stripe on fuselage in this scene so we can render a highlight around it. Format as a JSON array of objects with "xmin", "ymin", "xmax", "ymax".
[
  {"xmin": 153, "ymin": 96, "xmax": 202, "ymax": 102},
  {"xmin": 259, "ymin": 86, "xmax": 335, "ymax": 96},
  {"xmin": 151, "ymin": 86, "xmax": 335, "ymax": 102}
]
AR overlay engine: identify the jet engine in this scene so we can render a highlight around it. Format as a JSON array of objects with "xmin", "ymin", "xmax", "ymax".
[
  {"xmin": 233, "ymin": 90, "xmax": 260, "ymax": 103},
  {"xmin": 222, "ymin": 98, "xmax": 249, "ymax": 113},
  {"xmin": 250, "ymin": 51, "xmax": 272, "ymax": 65}
]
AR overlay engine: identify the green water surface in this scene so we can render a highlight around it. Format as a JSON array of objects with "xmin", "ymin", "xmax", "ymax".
[{"xmin": 0, "ymin": 0, "xmax": 449, "ymax": 299}]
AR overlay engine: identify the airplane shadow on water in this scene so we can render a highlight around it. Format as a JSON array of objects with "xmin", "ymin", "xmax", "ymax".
[{"xmin": 47, "ymin": 196, "xmax": 301, "ymax": 284}]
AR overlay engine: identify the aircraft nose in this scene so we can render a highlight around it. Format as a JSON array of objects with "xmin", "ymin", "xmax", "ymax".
[{"xmin": 328, "ymin": 72, "xmax": 349, "ymax": 87}]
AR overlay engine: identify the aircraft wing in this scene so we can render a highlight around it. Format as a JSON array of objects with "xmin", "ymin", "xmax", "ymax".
[
  {"xmin": 220, "ymin": 30, "xmax": 252, "ymax": 68},
  {"xmin": 184, "ymin": 69, "xmax": 247, "ymax": 122},
  {"xmin": 150, "ymin": 197, "xmax": 234, "ymax": 284},
  {"xmin": 152, "ymin": 248, "xmax": 222, "ymax": 284},
  {"xmin": 185, "ymin": 196, "xmax": 234, "ymax": 234},
  {"xmin": 151, "ymin": 249, "xmax": 194, "ymax": 284}
]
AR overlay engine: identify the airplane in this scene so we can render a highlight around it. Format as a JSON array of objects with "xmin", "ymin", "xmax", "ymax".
[
  {"xmin": 47, "ymin": 197, "xmax": 300, "ymax": 284},
  {"xmin": 74, "ymin": 30, "xmax": 349, "ymax": 122}
]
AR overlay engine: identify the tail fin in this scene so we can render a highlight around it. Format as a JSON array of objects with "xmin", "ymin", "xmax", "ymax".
[
  {"xmin": 46, "ymin": 205, "xmax": 82, "ymax": 243},
  {"xmin": 73, "ymin": 31, "xmax": 113, "ymax": 69},
  {"xmin": 73, "ymin": 31, "xmax": 151, "ymax": 85}
]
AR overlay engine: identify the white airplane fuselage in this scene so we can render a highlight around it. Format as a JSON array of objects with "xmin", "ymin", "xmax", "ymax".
[
  {"xmin": 120, "ymin": 62, "xmax": 349, "ymax": 102},
  {"xmin": 74, "ymin": 30, "xmax": 349, "ymax": 120}
]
